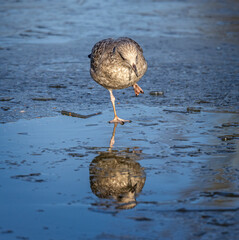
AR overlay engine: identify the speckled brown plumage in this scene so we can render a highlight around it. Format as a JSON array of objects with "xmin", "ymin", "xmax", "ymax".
[
  {"xmin": 90, "ymin": 37, "xmax": 147, "ymax": 89},
  {"xmin": 89, "ymin": 37, "xmax": 147, "ymax": 123}
]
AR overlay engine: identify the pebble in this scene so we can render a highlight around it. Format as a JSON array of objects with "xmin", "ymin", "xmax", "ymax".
[{"xmin": 149, "ymin": 91, "xmax": 164, "ymax": 96}]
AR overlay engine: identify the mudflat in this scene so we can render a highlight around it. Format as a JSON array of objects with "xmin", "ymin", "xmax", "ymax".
[{"xmin": 0, "ymin": 0, "xmax": 239, "ymax": 239}]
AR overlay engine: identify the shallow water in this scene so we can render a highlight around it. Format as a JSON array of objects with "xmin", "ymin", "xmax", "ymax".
[{"xmin": 0, "ymin": 105, "xmax": 238, "ymax": 239}]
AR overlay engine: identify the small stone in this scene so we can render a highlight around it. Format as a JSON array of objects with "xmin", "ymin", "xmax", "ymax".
[{"xmin": 149, "ymin": 91, "xmax": 164, "ymax": 96}]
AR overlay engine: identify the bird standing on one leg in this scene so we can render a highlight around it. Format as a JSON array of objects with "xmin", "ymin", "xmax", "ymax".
[{"xmin": 89, "ymin": 37, "xmax": 147, "ymax": 124}]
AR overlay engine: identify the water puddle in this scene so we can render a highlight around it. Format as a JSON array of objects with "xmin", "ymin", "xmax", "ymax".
[{"xmin": 0, "ymin": 105, "xmax": 238, "ymax": 239}]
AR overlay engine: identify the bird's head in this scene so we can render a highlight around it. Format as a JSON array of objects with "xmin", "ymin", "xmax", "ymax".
[{"xmin": 115, "ymin": 44, "xmax": 139, "ymax": 77}]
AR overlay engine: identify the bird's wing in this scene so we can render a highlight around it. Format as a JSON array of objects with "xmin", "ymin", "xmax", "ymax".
[
  {"xmin": 116, "ymin": 37, "xmax": 143, "ymax": 53},
  {"xmin": 90, "ymin": 38, "xmax": 114, "ymax": 71}
]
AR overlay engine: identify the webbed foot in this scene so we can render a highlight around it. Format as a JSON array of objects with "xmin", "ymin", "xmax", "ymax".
[
  {"xmin": 133, "ymin": 83, "xmax": 144, "ymax": 96},
  {"xmin": 109, "ymin": 117, "xmax": 132, "ymax": 125}
]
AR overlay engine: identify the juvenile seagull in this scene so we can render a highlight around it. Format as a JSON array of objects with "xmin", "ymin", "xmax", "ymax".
[{"xmin": 89, "ymin": 37, "xmax": 147, "ymax": 124}]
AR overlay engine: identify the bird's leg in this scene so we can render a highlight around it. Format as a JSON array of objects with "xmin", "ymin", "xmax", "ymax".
[
  {"xmin": 108, "ymin": 89, "xmax": 131, "ymax": 124},
  {"xmin": 133, "ymin": 83, "xmax": 144, "ymax": 96}
]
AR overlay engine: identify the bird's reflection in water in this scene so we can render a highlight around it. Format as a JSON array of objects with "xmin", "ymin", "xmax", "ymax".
[{"xmin": 89, "ymin": 124, "xmax": 146, "ymax": 210}]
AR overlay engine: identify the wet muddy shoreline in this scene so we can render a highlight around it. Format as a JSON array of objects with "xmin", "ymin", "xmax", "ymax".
[{"xmin": 1, "ymin": 0, "xmax": 239, "ymax": 239}]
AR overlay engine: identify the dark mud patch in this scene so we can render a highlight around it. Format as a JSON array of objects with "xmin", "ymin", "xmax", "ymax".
[
  {"xmin": 68, "ymin": 153, "xmax": 86, "ymax": 158},
  {"xmin": 16, "ymin": 236, "xmax": 29, "ymax": 240},
  {"xmin": 32, "ymin": 97, "xmax": 56, "ymax": 101},
  {"xmin": 138, "ymin": 122, "xmax": 158, "ymax": 127},
  {"xmin": 1, "ymin": 230, "xmax": 14, "ymax": 234},
  {"xmin": 219, "ymin": 134, "xmax": 239, "ymax": 141},
  {"xmin": 171, "ymin": 145, "xmax": 195, "ymax": 149},
  {"xmin": 195, "ymin": 99, "xmax": 211, "ymax": 104},
  {"xmin": 17, "ymin": 132, "xmax": 28, "ymax": 135},
  {"xmin": 1, "ymin": 107, "xmax": 10, "ymax": 111},
  {"xmin": 11, "ymin": 173, "xmax": 45, "ymax": 182},
  {"xmin": 129, "ymin": 216, "xmax": 153, "ymax": 221},
  {"xmin": 48, "ymin": 84, "xmax": 67, "ymax": 89},
  {"xmin": 0, "ymin": 97, "xmax": 14, "ymax": 101},
  {"xmin": 61, "ymin": 110, "xmax": 102, "ymax": 119},
  {"xmin": 207, "ymin": 218, "xmax": 236, "ymax": 227},
  {"xmin": 201, "ymin": 192, "xmax": 239, "ymax": 198},
  {"xmin": 176, "ymin": 207, "xmax": 239, "ymax": 213},
  {"xmin": 187, "ymin": 107, "xmax": 202, "ymax": 113},
  {"xmin": 222, "ymin": 122, "xmax": 239, "ymax": 127},
  {"xmin": 164, "ymin": 108, "xmax": 239, "ymax": 115}
]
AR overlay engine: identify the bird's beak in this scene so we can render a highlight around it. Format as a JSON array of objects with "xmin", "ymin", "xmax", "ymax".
[{"xmin": 132, "ymin": 64, "xmax": 138, "ymax": 77}]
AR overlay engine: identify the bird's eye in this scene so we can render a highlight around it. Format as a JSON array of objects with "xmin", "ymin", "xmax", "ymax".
[{"xmin": 119, "ymin": 52, "xmax": 126, "ymax": 61}]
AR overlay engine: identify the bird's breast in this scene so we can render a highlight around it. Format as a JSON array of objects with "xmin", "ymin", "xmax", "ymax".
[
  {"xmin": 91, "ymin": 64, "xmax": 136, "ymax": 89},
  {"xmin": 91, "ymin": 55, "xmax": 147, "ymax": 90}
]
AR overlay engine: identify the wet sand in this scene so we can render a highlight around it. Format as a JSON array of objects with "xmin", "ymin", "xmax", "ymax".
[{"xmin": 0, "ymin": 0, "xmax": 239, "ymax": 239}]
